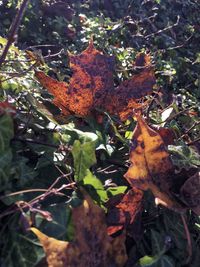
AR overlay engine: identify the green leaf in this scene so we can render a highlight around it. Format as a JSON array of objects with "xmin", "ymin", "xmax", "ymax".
[
  {"xmin": 36, "ymin": 203, "xmax": 74, "ymax": 241},
  {"xmin": 0, "ymin": 149, "xmax": 12, "ymax": 190},
  {"xmin": 26, "ymin": 93, "xmax": 56, "ymax": 123},
  {"xmin": 0, "ymin": 114, "xmax": 14, "ymax": 151},
  {"xmin": 140, "ymin": 255, "xmax": 158, "ymax": 266},
  {"xmin": 151, "ymin": 230, "xmax": 163, "ymax": 255},
  {"xmin": 139, "ymin": 229, "xmax": 175, "ymax": 266},
  {"xmin": 72, "ymin": 139, "xmax": 97, "ymax": 182},
  {"xmin": 0, "ymin": 36, "xmax": 19, "ymax": 53},
  {"xmin": 82, "ymin": 169, "xmax": 108, "ymax": 205},
  {"xmin": 139, "ymin": 251, "xmax": 174, "ymax": 267},
  {"xmin": 168, "ymin": 144, "xmax": 200, "ymax": 169},
  {"xmin": 106, "ymin": 186, "xmax": 127, "ymax": 197},
  {"xmin": 11, "ymin": 156, "xmax": 38, "ymax": 187},
  {"xmin": 1, "ymin": 232, "xmax": 44, "ymax": 267}
]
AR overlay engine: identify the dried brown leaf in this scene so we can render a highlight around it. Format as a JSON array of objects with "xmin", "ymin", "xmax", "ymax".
[
  {"xmin": 31, "ymin": 191, "xmax": 127, "ymax": 267},
  {"xmin": 124, "ymin": 113, "xmax": 183, "ymax": 211},
  {"xmin": 35, "ymin": 40, "xmax": 156, "ymax": 120}
]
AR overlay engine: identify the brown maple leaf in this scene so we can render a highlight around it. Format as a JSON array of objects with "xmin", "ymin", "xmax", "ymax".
[
  {"xmin": 35, "ymin": 39, "xmax": 156, "ymax": 120},
  {"xmin": 31, "ymin": 191, "xmax": 127, "ymax": 267},
  {"xmin": 124, "ymin": 113, "xmax": 184, "ymax": 211}
]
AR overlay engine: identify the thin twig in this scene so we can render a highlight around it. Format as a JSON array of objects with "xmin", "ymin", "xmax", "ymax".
[
  {"xmin": 28, "ymin": 180, "xmax": 75, "ymax": 207},
  {"xmin": 25, "ymin": 44, "xmax": 60, "ymax": 50},
  {"xmin": 13, "ymin": 137, "xmax": 59, "ymax": 148},
  {"xmin": 166, "ymin": 34, "xmax": 193, "ymax": 51},
  {"xmin": 153, "ymin": 106, "xmax": 195, "ymax": 125},
  {"xmin": 0, "ymin": 180, "xmax": 75, "ymax": 220},
  {"xmin": 0, "ymin": 0, "xmax": 30, "ymax": 67},
  {"xmin": 43, "ymin": 48, "xmax": 64, "ymax": 60},
  {"xmin": 181, "ymin": 214, "xmax": 192, "ymax": 264},
  {"xmin": 187, "ymin": 137, "xmax": 200, "ymax": 146},
  {"xmin": 145, "ymin": 16, "xmax": 180, "ymax": 39},
  {"xmin": 146, "ymin": 91, "xmax": 161, "ymax": 123},
  {"xmin": 0, "ymin": 189, "xmax": 48, "ymax": 200},
  {"xmin": 180, "ymin": 121, "xmax": 200, "ymax": 139},
  {"xmin": 0, "ymin": 61, "xmax": 37, "ymax": 82}
]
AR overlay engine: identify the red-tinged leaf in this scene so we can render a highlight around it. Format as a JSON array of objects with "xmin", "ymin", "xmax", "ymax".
[
  {"xmin": 0, "ymin": 101, "xmax": 16, "ymax": 116},
  {"xmin": 106, "ymin": 188, "xmax": 143, "ymax": 235}
]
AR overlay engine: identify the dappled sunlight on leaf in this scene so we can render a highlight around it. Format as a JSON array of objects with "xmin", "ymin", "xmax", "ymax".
[
  {"xmin": 124, "ymin": 113, "xmax": 182, "ymax": 211},
  {"xmin": 35, "ymin": 40, "xmax": 156, "ymax": 120}
]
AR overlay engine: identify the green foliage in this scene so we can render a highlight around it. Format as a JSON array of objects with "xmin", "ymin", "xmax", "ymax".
[
  {"xmin": 169, "ymin": 144, "xmax": 200, "ymax": 169},
  {"xmin": 0, "ymin": 114, "xmax": 14, "ymax": 190},
  {"xmin": 82, "ymin": 170, "xmax": 108, "ymax": 205}
]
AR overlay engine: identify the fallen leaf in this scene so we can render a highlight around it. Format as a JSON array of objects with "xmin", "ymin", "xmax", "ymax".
[
  {"xmin": 35, "ymin": 39, "xmax": 156, "ymax": 120},
  {"xmin": 180, "ymin": 171, "xmax": 200, "ymax": 215},
  {"xmin": 106, "ymin": 67, "xmax": 155, "ymax": 120},
  {"xmin": 124, "ymin": 113, "xmax": 182, "ymax": 211},
  {"xmin": 35, "ymin": 71, "xmax": 71, "ymax": 116},
  {"xmin": 106, "ymin": 188, "xmax": 143, "ymax": 236},
  {"xmin": 31, "ymin": 191, "xmax": 127, "ymax": 267},
  {"xmin": 31, "ymin": 228, "xmax": 68, "ymax": 267}
]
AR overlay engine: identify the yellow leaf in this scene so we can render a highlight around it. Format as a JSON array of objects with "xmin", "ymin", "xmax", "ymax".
[
  {"xmin": 124, "ymin": 113, "xmax": 183, "ymax": 211},
  {"xmin": 31, "ymin": 228, "xmax": 69, "ymax": 267},
  {"xmin": 31, "ymin": 191, "xmax": 127, "ymax": 267}
]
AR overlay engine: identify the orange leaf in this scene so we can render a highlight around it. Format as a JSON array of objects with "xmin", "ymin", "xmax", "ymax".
[
  {"xmin": 35, "ymin": 40, "xmax": 156, "ymax": 120},
  {"xmin": 35, "ymin": 71, "xmax": 71, "ymax": 116},
  {"xmin": 124, "ymin": 113, "xmax": 183, "ymax": 211},
  {"xmin": 106, "ymin": 188, "xmax": 143, "ymax": 235},
  {"xmin": 31, "ymin": 191, "xmax": 127, "ymax": 267}
]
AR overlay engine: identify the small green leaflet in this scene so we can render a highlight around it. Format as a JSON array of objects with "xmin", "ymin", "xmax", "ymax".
[
  {"xmin": 72, "ymin": 139, "xmax": 97, "ymax": 182},
  {"xmin": 83, "ymin": 170, "xmax": 108, "ymax": 205}
]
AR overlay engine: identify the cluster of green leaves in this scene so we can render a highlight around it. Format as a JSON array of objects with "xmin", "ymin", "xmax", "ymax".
[{"xmin": 0, "ymin": 0, "xmax": 200, "ymax": 266}]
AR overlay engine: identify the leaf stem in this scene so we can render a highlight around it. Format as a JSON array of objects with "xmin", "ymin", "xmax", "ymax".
[
  {"xmin": 181, "ymin": 214, "xmax": 192, "ymax": 264},
  {"xmin": 0, "ymin": 189, "xmax": 48, "ymax": 200}
]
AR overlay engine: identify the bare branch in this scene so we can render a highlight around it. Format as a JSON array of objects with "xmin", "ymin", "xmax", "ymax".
[
  {"xmin": 0, "ymin": 0, "xmax": 30, "ymax": 67},
  {"xmin": 145, "ymin": 16, "xmax": 180, "ymax": 39}
]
